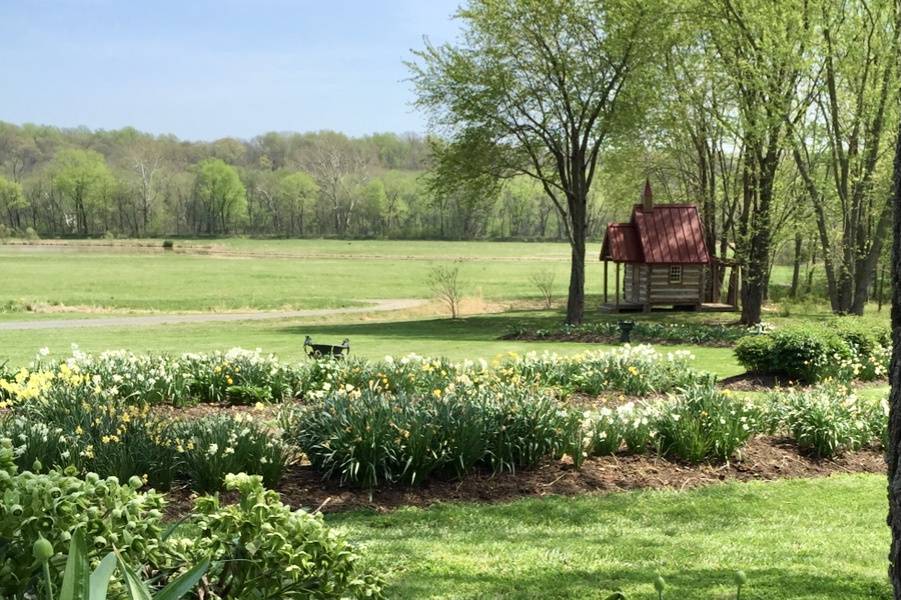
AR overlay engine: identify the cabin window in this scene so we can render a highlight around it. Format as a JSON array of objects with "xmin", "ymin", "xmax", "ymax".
[{"xmin": 669, "ymin": 265, "xmax": 683, "ymax": 284}]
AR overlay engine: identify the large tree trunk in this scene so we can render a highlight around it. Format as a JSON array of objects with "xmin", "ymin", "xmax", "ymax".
[
  {"xmin": 886, "ymin": 117, "xmax": 901, "ymax": 597},
  {"xmin": 565, "ymin": 191, "xmax": 587, "ymax": 325},
  {"xmin": 852, "ymin": 203, "xmax": 894, "ymax": 315},
  {"xmin": 790, "ymin": 232, "xmax": 802, "ymax": 299},
  {"xmin": 740, "ymin": 191, "xmax": 770, "ymax": 325}
]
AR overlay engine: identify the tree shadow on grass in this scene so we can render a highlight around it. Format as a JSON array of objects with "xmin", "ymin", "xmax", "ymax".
[
  {"xmin": 276, "ymin": 311, "xmax": 569, "ymax": 344},
  {"xmin": 385, "ymin": 567, "xmax": 889, "ymax": 599}
]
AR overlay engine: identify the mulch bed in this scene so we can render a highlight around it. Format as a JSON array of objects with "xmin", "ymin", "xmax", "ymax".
[{"xmin": 163, "ymin": 436, "xmax": 883, "ymax": 518}]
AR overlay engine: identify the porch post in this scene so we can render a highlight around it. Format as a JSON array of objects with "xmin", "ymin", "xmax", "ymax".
[
  {"xmin": 603, "ymin": 260, "xmax": 608, "ymax": 304},
  {"xmin": 698, "ymin": 263, "xmax": 706, "ymax": 308},
  {"xmin": 615, "ymin": 262, "xmax": 620, "ymax": 308}
]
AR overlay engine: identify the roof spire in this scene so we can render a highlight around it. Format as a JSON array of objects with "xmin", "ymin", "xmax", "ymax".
[{"xmin": 642, "ymin": 178, "xmax": 653, "ymax": 212}]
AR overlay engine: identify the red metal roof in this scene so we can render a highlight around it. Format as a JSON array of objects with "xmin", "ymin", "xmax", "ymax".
[
  {"xmin": 600, "ymin": 223, "xmax": 643, "ymax": 262},
  {"xmin": 600, "ymin": 203, "xmax": 710, "ymax": 265}
]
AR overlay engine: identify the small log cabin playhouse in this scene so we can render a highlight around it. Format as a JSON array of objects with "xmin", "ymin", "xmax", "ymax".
[{"xmin": 600, "ymin": 181, "xmax": 715, "ymax": 312}]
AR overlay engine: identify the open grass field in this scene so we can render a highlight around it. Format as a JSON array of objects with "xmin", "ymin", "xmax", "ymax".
[
  {"xmin": 0, "ymin": 239, "xmax": 831, "ymax": 313},
  {"xmin": 334, "ymin": 474, "xmax": 889, "ymax": 599},
  {"xmin": 0, "ymin": 240, "xmax": 580, "ymax": 312}
]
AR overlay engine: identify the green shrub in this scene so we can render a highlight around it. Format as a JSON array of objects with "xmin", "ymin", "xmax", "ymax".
[
  {"xmin": 184, "ymin": 473, "xmax": 384, "ymax": 599},
  {"xmin": 173, "ymin": 414, "xmax": 292, "ymax": 492},
  {"xmin": 766, "ymin": 382, "xmax": 884, "ymax": 457},
  {"xmin": 735, "ymin": 323, "xmax": 890, "ymax": 383},
  {"xmin": 830, "ymin": 320, "xmax": 891, "ymax": 381},
  {"xmin": 734, "ymin": 335, "xmax": 775, "ymax": 374},
  {"xmin": 654, "ymin": 380, "xmax": 761, "ymax": 463},
  {"xmin": 770, "ymin": 327, "xmax": 853, "ymax": 383}
]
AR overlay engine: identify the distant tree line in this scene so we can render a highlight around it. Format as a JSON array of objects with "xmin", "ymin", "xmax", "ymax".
[{"xmin": 0, "ymin": 123, "xmax": 603, "ymax": 240}]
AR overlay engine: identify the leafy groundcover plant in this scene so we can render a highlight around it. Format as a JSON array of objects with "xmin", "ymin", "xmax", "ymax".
[
  {"xmin": 0, "ymin": 444, "xmax": 384, "ymax": 599},
  {"xmin": 182, "ymin": 473, "xmax": 384, "ymax": 599}
]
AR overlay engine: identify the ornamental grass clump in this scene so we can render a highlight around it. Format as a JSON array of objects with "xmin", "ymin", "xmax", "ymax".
[
  {"xmin": 654, "ymin": 380, "xmax": 760, "ymax": 463},
  {"xmin": 584, "ymin": 407, "xmax": 625, "ymax": 455},
  {"xmin": 765, "ymin": 382, "xmax": 884, "ymax": 458},
  {"xmin": 295, "ymin": 383, "xmax": 575, "ymax": 488},
  {"xmin": 0, "ymin": 347, "xmax": 299, "ymax": 408},
  {"xmin": 172, "ymin": 414, "xmax": 293, "ymax": 492},
  {"xmin": 585, "ymin": 401, "xmax": 659, "ymax": 455},
  {"xmin": 180, "ymin": 347, "xmax": 299, "ymax": 404}
]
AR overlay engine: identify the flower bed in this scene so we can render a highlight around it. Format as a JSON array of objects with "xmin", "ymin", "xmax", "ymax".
[
  {"xmin": 504, "ymin": 321, "xmax": 770, "ymax": 346},
  {"xmin": 0, "ymin": 346, "xmax": 299, "ymax": 406},
  {"xmin": 0, "ymin": 345, "xmax": 887, "ymax": 496}
]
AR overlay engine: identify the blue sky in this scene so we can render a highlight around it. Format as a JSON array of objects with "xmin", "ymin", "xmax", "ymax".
[{"xmin": 0, "ymin": 0, "xmax": 461, "ymax": 140}]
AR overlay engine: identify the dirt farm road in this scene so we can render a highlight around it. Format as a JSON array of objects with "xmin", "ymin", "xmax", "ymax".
[{"xmin": 0, "ymin": 298, "xmax": 427, "ymax": 331}]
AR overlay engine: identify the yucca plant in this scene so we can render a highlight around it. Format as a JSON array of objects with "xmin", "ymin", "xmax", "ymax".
[{"xmin": 34, "ymin": 529, "xmax": 208, "ymax": 600}]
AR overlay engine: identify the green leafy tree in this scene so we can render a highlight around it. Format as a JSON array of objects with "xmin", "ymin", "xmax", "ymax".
[
  {"xmin": 193, "ymin": 159, "xmax": 247, "ymax": 234},
  {"xmin": 51, "ymin": 149, "xmax": 114, "ymax": 236},
  {"xmin": 277, "ymin": 171, "xmax": 318, "ymax": 236},
  {"xmin": 0, "ymin": 176, "xmax": 27, "ymax": 229},
  {"xmin": 787, "ymin": 0, "xmax": 900, "ymax": 315},
  {"xmin": 409, "ymin": 0, "xmax": 667, "ymax": 323},
  {"xmin": 701, "ymin": 0, "xmax": 812, "ymax": 324}
]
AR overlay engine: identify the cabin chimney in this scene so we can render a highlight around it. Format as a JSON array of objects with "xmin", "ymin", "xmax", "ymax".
[{"xmin": 642, "ymin": 178, "xmax": 653, "ymax": 212}]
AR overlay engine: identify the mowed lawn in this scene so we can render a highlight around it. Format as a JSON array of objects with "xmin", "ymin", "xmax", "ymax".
[
  {"xmin": 0, "ymin": 310, "xmax": 743, "ymax": 376},
  {"xmin": 333, "ymin": 474, "xmax": 890, "ymax": 599}
]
